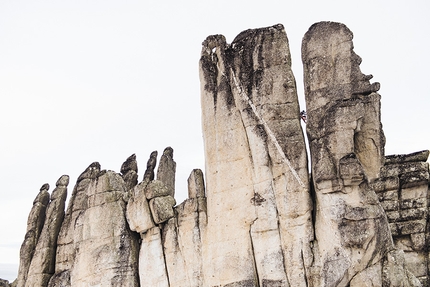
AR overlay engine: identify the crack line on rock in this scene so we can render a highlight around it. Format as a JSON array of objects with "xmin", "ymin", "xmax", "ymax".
[{"xmin": 230, "ymin": 68, "xmax": 306, "ymax": 188}]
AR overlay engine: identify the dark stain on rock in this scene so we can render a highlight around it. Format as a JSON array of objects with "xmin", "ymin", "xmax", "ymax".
[
  {"xmin": 200, "ymin": 54, "xmax": 219, "ymax": 108},
  {"xmin": 253, "ymin": 124, "xmax": 268, "ymax": 141},
  {"xmin": 251, "ymin": 192, "xmax": 266, "ymax": 206}
]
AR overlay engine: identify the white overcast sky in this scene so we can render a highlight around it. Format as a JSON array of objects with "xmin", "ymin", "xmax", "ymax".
[{"xmin": 1, "ymin": 0, "xmax": 429, "ymax": 281}]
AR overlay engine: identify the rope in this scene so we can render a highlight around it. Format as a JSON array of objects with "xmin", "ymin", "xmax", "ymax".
[{"xmin": 230, "ymin": 68, "xmax": 306, "ymax": 188}]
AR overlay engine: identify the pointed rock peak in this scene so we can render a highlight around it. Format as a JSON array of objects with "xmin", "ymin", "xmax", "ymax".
[
  {"xmin": 157, "ymin": 147, "xmax": 176, "ymax": 196},
  {"xmin": 162, "ymin": 147, "xmax": 173, "ymax": 158},
  {"xmin": 34, "ymin": 185, "xmax": 50, "ymax": 205},
  {"xmin": 56, "ymin": 175, "xmax": 70, "ymax": 187},
  {"xmin": 143, "ymin": 151, "xmax": 158, "ymax": 182},
  {"xmin": 121, "ymin": 153, "xmax": 138, "ymax": 175},
  {"xmin": 77, "ymin": 162, "xmax": 101, "ymax": 182},
  {"xmin": 40, "ymin": 183, "xmax": 50, "ymax": 192},
  {"xmin": 187, "ymin": 169, "xmax": 205, "ymax": 198},
  {"xmin": 201, "ymin": 34, "xmax": 227, "ymax": 54}
]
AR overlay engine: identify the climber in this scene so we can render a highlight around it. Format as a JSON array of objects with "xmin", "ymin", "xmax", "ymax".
[{"xmin": 300, "ymin": 110, "xmax": 307, "ymax": 123}]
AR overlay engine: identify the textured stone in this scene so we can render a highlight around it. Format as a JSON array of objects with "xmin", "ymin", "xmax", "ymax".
[
  {"xmin": 14, "ymin": 22, "xmax": 430, "ymax": 287},
  {"xmin": 143, "ymin": 151, "xmax": 157, "ymax": 182},
  {"xmin": 156, "ymin": 147, "xmax": 176, "ymax": 196},
  {"xmin": 126, "ymin": 181, "xmax": 155, "ymax": 233},
  {"xmin": 50, "ymin": 162, "xmax": 99, "ymax": 284},
  {"xmin": 68, "ymin": 170, "xmax": 139, "ymax": 286},
  {"xmin": 15, "ymin": 184, "xmax": 50, "ymax": 287},
  {"xmin": 26, "ymin": 175, "xmax": 68, "ymax": 287},
  {"xmin": 145, "ymin": 180, "xmax": 171, "ymax": 199},
  {"xmin": 187, "ymin": 169, "xmax": 205, "ymax": 198},
  {"xmin": 200, "ymin": 24, "xmax": 312, "ymax": 286},
  {"xmin": 162, "ymin": 196, "xmax": 207, "ymax": 287},
  {"xmin": 139, "ymin": 227, "xmax": 169, "ymax": 287},
  {"xmin": 385, "ymin": 150, "xmax": 429, "ymax": 165},
  {"xmin": 47, "ymin": 165, "xmax": 139, "ymax": 287},
  {"xmin": 149, "ymin": 195, "xmax": 176, "ymax": 224},
  {"xmin": 121, "ymin": 154, "xmax": 138, "ymax": 191},
  {"xmin": 302, "ymin": 21, "xmax": 416, "ymax": 286}
]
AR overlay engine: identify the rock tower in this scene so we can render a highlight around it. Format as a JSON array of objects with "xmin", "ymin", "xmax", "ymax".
[{"xmin": 2, "ymin": 22, "xmax": 428, "ymax": 287}]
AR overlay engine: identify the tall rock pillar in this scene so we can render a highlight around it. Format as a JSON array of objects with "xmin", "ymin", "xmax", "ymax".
[
  {"xmin": 302, "ymin": 21, "xmax": 419, "ymax": 286},
  {"xmin": 200, "ymin": 24, "xmax": 313, "ymax": 286}
]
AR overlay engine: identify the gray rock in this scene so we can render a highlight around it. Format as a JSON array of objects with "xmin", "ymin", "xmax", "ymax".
[
  {"xmin": 126, "ymin": 181, "xmax": 155, "ymax": 233},
  {"xmin": 302, "ymin": 21, "xmax": 418, "ymax": 286},
  {"xmin": 49, "ymin": 163, "xmax": 99, "ymax": 286},
  {"xmin": 25, "ymin": 175, "xmax": 68, "ymax": 287},
  {"xmin": 385, "ymin": 150, "xmax": 429, "ymax": 165},
  {"xmin": 187, "ymin": 169, "xmax": 205, "ymax": 198},
  {"xmin": 156, "ymin": 147, "xmax": 176, "ymax": 196},
  {"xmin": 49, "ymin": 169, "xmax": 139, "ymax": 286},
  {"xmin": 200, "ymin": 24, "xmax": 312, "ymax": 286},
  {"xmin": 143, "ymin": 151, "xmax": 158, "ymax": 182},
  {"xmin": 15, "ymin": 184, "xmax": 50, "ymax": 287},
  {"xmin": 145, "ymin": 180, "xmax": 171, "ymax": 200},
  {"xmin": 149, "ymin": 195, "xmax": 176, "ymax": 224},
  {"xmin": 121, "ymin": 154, "xmax": 138, "ymax": 191}
]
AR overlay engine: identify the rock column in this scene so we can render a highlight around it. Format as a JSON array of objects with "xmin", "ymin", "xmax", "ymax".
[
  {"xmin": 200, "ymin": 24, "xmax": 313, "ymax": 286},
  {"xmin": 302, "ymin": 21, "xmax": 419, "ymax": 286},
  {"xmin": 26, "ymin": 175, "xmax": 68, "ymax": 287}
]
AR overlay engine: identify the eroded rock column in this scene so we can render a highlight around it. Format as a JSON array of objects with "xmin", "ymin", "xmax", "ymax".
[
  {"xmin": 200, "ymin": 24, "xmax": 313, "ymax": 286},
  {"xmin": 302, "ymin": 21, "xmax": 419, "ymax": 286},
  {"xmin": 26, "ymin": 175, "xmax": 68, "ymax": 287},
  {"xmin": 16, "ymin": 184, "xmax": 50, "ymax": 287}
]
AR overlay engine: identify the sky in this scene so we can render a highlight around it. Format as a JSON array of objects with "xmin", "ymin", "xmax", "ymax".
[{"xmin": 0, "ymin": 0, "xmax": 429, "ymax": 282}]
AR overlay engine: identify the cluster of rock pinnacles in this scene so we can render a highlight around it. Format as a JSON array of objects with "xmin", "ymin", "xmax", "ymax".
[{"xmin": 2, "ymin": 22, "xmax": 429, "ymax": 287}]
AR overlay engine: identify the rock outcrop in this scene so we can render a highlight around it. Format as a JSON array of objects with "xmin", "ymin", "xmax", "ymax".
[
  {"xmin": 15, "ymin": 184, "xmax": 50, "ymax": 287},
  {"xmin": 302, "ymin": 21, "xmax": 419, "ymax": 286},
  {"xmin": 9, "ymin": 22, "xmax": 429, "ymax": 287},
  {"xmin": 200, "ymin": 24, "xmax": 312, "ymax": 286}
]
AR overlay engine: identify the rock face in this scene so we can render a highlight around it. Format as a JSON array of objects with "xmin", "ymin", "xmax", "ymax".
[
  {"xmin": 12, "ymin": 22, "xmax": 429, "ymax": 287},
  {"xmin": 199, "ymin": 24, "xmax": 312, "ymax": 286},
  {"xmin": 48, "ymin": 162, "xmax": 140, "ymax": 287},
  {"xmin": 15, "ymin": 184, "xmax": 49, "ymax": 287}
]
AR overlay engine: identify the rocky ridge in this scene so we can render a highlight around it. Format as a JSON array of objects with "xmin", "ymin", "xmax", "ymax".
[{"xmin": 2, "ymin": 22, "xmax": 429, "ymax": 287}]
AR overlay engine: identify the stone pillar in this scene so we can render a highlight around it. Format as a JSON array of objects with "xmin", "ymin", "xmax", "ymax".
[
  {"xmin": 26, "ymin": 175, "xmax": 68, "ymax": 287},
  {"xmin": 200, "ymin": 24, "xmax": 313, "ymax": 286},
  {"xmin": 16, "ymin": 184, "xmax": 50, "ymax": 287},
  {"xmin": 302, "ymin": 21, "xmax": 419, "ymax": 286}
]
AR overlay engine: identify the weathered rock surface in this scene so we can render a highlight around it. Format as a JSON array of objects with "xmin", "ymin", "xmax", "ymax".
[
  {"xmin": 15, "ymin": 184, "xmax": 50, "ymax": 287},
  {"xmin": 0, "ymin": 279, "xmax": 10, "ymax": 287},
  {"xmin": 156, "ymin": 147, "xmax": 176, "ymax": 197},
  {"xmin": 121, "ymin": 153, "xmax": 138, "ymax": 191},
  {"xmin": 200, "ymin": 24, "xmax": 312, "ymax": 286},
  {"xmin": 376, "ymin": 151, "xmax": 430, "ymax": 285},
  {"xmin": 46, "ymin": 161, "xmax": 140, "ymax": 287},
  {"xmin": 302, "ymin": 21, "xmax": 419, "ymax": 286},
  {"xmin": 12, "ymin": 22, "xmax": 429, "ymax": 287},
  {"xmin": 25, "ymin": 176, "xmax": 68, "ymax": 287}
]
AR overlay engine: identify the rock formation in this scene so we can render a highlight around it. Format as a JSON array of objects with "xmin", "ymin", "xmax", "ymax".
[
  {"xmin": 4, "ymin": 22, "xmax": 429, "ymax": 287},
  {"xmin": 199, "ymin": 24, "xmax": 313, "ymax": 286},
  {"xmin": 302, "ymin": 21, "xmax": 419, "ymax": 286},
  {"xmin": 15, "ymin": 184, "xmax": 49, "ymax": 287}
]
